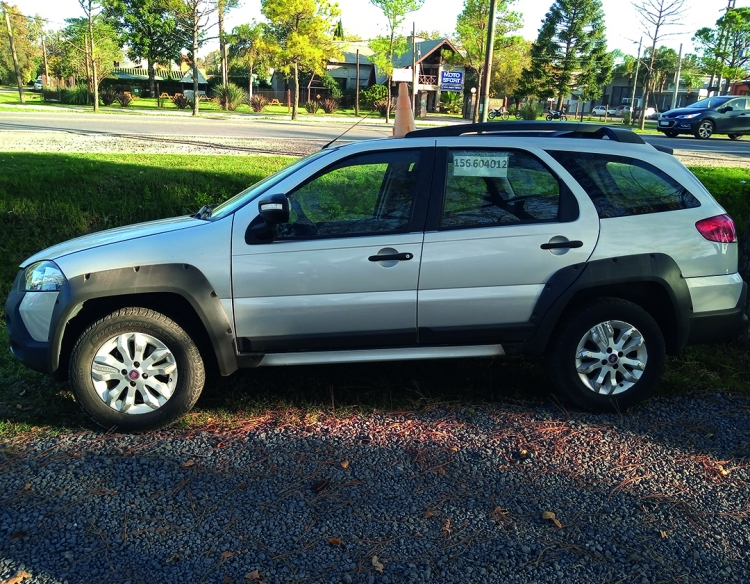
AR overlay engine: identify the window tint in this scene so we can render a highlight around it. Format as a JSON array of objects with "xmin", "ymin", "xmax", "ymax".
[
  {"xmin": 279, "ymin": 149, "xmax": 420, "ymax": 239},
  {"xmin": 547, "ymin": 151, "xmax": 700, "ymax": 218},
  {"xmin": 441, "ymin": 149, "xmax": 561, "ymax": 228}
]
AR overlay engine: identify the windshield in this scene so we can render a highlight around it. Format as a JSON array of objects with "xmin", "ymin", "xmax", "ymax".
[
  {"xmin": 687, "ymin": 96, "xmax": 732, "ymax": 109},
  {"xmin": 210, "ymin": 149, "xmax": 336, "ymax": 219}
]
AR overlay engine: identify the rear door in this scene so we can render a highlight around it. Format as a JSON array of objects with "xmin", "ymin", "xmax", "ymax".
[{"xmin": 417, "ymin": 139, "xmax": 600, "ymax": 345}]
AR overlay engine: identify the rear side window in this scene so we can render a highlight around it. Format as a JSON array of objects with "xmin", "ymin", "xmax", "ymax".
[
  {"xmin": 547, "ymin": 151, "xmax": 700, "ymax": 218},
  {"xmin": 441, "ymin": 149, "xmax": 561, "ymax": 228}
]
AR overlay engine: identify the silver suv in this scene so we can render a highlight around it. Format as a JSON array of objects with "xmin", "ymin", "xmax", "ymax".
[{"xmin": 6, "ymin": 122, "xmax": 747, "ymax": 432}]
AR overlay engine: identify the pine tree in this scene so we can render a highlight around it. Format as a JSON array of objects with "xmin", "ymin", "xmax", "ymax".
[{"xmin": 524, "ymin": 0, "xmax": 613, "ymax": 111}]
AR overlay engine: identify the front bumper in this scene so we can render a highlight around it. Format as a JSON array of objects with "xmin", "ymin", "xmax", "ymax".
[
  {"xmin": 5, "ymin": 270, "xmax": 56, "ymax": 374},
  {"xmin": 657, "ymin": 118, "xmax": 699, "ymax": 135}
]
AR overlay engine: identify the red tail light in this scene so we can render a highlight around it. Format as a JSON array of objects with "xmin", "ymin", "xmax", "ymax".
[{"xmin": 695, "ymin": 214, "xmax": 737, "ymax": 243}]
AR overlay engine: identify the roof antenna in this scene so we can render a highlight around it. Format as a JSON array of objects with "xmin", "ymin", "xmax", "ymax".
[{"xmin": 321, "ymin": 108, "xmax": 375, "ymax": 149}]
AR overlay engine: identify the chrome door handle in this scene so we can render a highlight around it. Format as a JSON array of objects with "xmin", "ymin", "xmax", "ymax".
[
  {"xmin": 368, "ymin": 252, "xmax": 413, "ymax": 262},
  {"xmin": 541, "ymin": 240, "xmax": 583, "ymax": 250}
]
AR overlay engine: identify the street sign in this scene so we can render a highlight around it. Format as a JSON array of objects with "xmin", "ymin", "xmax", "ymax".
[{"xmin": 440, "ymin": 70, "xmax": 464, "ymax": 91}]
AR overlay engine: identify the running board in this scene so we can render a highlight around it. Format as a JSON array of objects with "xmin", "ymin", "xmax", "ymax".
[{"xmin": 259, "ymin": 344, "xmax": 505, "ymax": 366}]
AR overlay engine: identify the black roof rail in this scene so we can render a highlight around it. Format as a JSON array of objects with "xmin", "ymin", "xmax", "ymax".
[{"xmin": 405, "ymin": 121, "xmax": 646, "ymax": 145}]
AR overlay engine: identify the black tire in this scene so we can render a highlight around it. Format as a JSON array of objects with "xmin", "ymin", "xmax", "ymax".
[
  {"xmin": 560, "ymin": 114, "xmax": 567, "ymax": 121},
  {"xmin": 546, "ymin": 114, "xmax": 553, "ymax": 121},
  {"xmin": 664, "ymin": 131, "xmax": 678, "ymax": 138},
  {"xmin": 488, "ymin": 111, "xmax": 497, "ymax": 120},
  {"xmin": 728, "ymin": 134, "xmax": 741, "ymax": 140},
  {"xmin": 501, "ymin": 112, "xmax": 510, "ymax": 120},
  {"xmin": 693, "ymin": 120, "xmax": 714, "ymax": 139},
  {"xmin": 69, "ymin": 307, "xmax": 205, "ymax": 433},
  {"xmin": 546, "ymin": 298, "xmax": 665, "ymax": 412}
]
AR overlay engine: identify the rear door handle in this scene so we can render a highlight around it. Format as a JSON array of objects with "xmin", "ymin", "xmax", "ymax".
[
  {"xmin": 541, "ymin": 240, "xmax": 583, "ymax": 250},
  {"xmin": 368, "ymin": 252, "xmax": 414, "ymax": 262}
]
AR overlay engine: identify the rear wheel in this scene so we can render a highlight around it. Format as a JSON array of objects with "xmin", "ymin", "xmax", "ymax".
[
  {"xmin": 728, "ymin": 134, "xmax": 741, "ymax": 140},
  {"xmin": 546, "ymin": 298, "xmax": 665, "ymax": 412},
  {"xmin": 694, "ymin": 120, "xmax": 714, "ymax": 139},
  {"xmin": 546, "ymin": 114, "xmax": 553, "ymax": 121},
  {"xmin": 69, "ymin": 307, "xmax": 205, "ymax": 432},
  {"xmin": 664, "ymin": 131, "xmax": 678, "ymax": 138},
  {"xmin": 488, "ymin": 111, "xmax": 497, "ymax": 120}
]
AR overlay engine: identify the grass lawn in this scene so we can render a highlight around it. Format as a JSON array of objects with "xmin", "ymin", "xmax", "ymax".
[{"xmin": 0, "ymin": 152, "xmax": 748, "ymax": 437}]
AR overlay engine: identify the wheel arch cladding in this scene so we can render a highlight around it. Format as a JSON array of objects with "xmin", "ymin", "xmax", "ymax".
[
  {"xmin": 529, "ymin": 254, "xmax": 691, "ymax": 356},
  {"xmin": 50, "ymin": 264, "xmax": 238, "ymax": 377}
]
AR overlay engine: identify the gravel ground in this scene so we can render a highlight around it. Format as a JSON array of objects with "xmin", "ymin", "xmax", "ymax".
[{"xmin": 1, "ymin": 394, "xmax": 749, "ymax": 584}]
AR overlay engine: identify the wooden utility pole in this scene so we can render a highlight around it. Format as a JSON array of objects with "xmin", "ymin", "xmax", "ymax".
[
  {"xmin": 41, "ymin": 34, "xmax": 49, "ymax": 85},
  {"xmin": 479, "ymin": 0, "xmax": 497, "ymax": 123},
  {"xmin": 87, "ymin": 2, "xmax": 99, "ymax": 111},
  {"xmin": 355, "ymin": 49, "xmax": 360, "ymax": 116},
  {"xmin": 3, "ymin": 5, "xmax": 25, "ymax": 104}
]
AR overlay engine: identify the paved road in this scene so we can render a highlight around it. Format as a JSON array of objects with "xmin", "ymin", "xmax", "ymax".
[{"xmin": 1, "ymin": 111, "xmax": 749, "ymax": 162}]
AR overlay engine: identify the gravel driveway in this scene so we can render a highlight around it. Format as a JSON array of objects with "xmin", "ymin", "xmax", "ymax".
[
  {"xmin": 1, "ymin": 130, "xmax": 749, "ymax": 584},
  {"xmin": 1, "ymin": 394, "xmax": 749, "ymax": 584}
]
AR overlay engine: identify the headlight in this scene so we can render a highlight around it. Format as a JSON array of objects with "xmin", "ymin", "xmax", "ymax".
[
  {"xmin": 24, "ymin": 261, "xmax": 66, "ymax": 291},
  {"xmin": 677, "ymin": 113, "xmax": 699, "ymax": 119}
]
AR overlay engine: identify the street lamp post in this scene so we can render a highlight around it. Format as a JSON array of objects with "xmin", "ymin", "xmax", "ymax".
[
  {"xmin": 470, "ymin": 87, "xmax": 477, "ymax": 122},
  {"xmin": 629, "ymin": 38, "xmax": 642, "ymax": 126}
]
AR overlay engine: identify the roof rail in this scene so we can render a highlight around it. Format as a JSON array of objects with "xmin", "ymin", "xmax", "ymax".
[{"xmin": 405, "ymin": 121, "xmax": 646, "ymax": 145}]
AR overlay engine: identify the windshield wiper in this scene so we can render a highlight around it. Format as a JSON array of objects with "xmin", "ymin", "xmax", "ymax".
[{"xmin": 192, "ymin": 205, "xmax": 213, "ymax": 219}]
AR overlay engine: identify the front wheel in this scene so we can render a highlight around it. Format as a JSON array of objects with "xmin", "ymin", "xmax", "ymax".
[
  {"xmin": 694, "ymin": 120, "xmax": 714, "ymax": 139},
  {"xmin": 69, "ymin": 308, "xmax": 205, "ymax": 432},
  {"xmin": 728, "ymin": 134, "xmax": 741, "ymax": 140},
  {"xmin": 560, "ymin": 114, "xmax": 567, "ymax": 121},
  {"xmin": 501, "ymin": 112, "xmax": 510, "ymax": 120},
  {"xmin": 546, "ymin": 298, "xmax": 665, "ymax": 412},
  {"xmin": 664, "ymin": 131, "xmax": 678, "ymax": 138}
]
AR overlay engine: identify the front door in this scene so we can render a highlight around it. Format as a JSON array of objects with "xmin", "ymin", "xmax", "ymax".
[
  {"xmin": 417, "ymin": 141, "xmax": 600, "ymax": 344},
  {"xmin": 231, "ymin": 147, "xmax": 431, "ymax": 352},
  {"xmin": 722, "ymin": 97, "xmax": 750, "ymax": 134}
]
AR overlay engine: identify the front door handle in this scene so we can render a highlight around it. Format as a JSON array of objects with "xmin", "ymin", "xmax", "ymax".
[
  {"xmin": 541, "ymin": 240, "xmax": 583, "ymax": 250},
  {"xmin": 368, "ymin": 252, "xmax": 414, "ymax": 262}
]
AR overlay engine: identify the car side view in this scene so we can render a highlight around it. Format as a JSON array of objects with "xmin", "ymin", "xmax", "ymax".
[
  {"xmin": 6, "ymin": 122, "xmax": 747, "ymax": 432},
  {"xmin": 658, "ymin": 95, "xmax": 750, "ymax": 139}
]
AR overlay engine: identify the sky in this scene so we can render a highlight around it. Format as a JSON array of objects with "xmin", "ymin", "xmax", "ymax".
[{"xmin": 12, "ymin": 0, "xmax": 749, "ymax": 58}]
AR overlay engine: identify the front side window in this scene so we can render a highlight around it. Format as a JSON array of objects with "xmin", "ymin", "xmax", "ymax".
[
  {"xmin": 548, "ymin": 151, "xmax": 700, "ymax": 218},
  {"xmin": 441, "ymin": 149, "xmax": 561, "ymax": 228},
  {"xmin": 279, "ymin": 149, "xmax": 421, "ymax": 239}
]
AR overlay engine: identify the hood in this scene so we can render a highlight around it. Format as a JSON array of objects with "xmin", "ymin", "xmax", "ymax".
[
  {"xmin": 661, "ymin": 107, "xmax": 708, "ymax": 117},
  {"xmin": 21, "ymin": 215, "xmax": 207, "ymax": 268}
]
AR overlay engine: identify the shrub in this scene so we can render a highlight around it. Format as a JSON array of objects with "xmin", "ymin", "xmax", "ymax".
[
  {"xmin": 116, "ymin": 92, "xmax": 133, "ymax": 107},
  {"xmin": 61, "ymin": 85, "xmax": 90, "ymax": 105},
  {"xmin": 304, "ymin": 100, "xmax": 320, "ymax": 114},
  {"xmin": 622, "ymin": 111, "xmax": 632, "ymax": 124},
  {"xmin": 319, "ymin": 97, "xmax": 339, "ymax": 114},
  {"xmin": 518, "ymin": 101, "xmax": 542, "ymax": 120},
  {"xmin": 100, "ymin": 89, "xmax": 118, "ymax": 106},
  {"xmin": 372, "ymin": 99, "xmax": 389, "ymax": 117},
  {"xmin": 360, "ymin": 84, "xmax": 388, "ymax": 109},
  {"xmin": 440, "ymin": 91, "xmax": 462, "ymax": 114},
  {"xmin": 247, "ymin": 94, "xmax": 268, "ymax": 112},
  {"xmin": 172, "ymin": 94, "xmax": 190, "ymax": 109},
  {"xmin": 213, "ymin": 82, "xmax": 246, "ymax": 111}
]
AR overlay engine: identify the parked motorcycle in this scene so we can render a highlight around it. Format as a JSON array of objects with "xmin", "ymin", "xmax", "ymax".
[
  {"xmin": 546, "ymin": 109, "xmax": 567, "ymax": 121},
  {"xmin": 488, "ymin": 108, "xmax": 510, "ymax": 120}
]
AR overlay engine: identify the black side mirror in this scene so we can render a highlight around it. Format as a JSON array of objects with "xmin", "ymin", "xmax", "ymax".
[
  {"xmin": 719, "ymin": 106, "xmax": 733, "ymax": 113},
  {"xmin": 258, "ymin": 193, "xmax": 290, "ymax": 224}
]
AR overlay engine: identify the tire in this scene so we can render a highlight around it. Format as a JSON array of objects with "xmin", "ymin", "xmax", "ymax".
[
  {"xmin": 515, "ymin": 113, "xmax": 522, "ymax": 120},
  {"xmin": 546, "ymin": 114, "xmax": 553, "ymax": 121},
  {"xmin": 501, "ymin": 112, "xmax": 510, "ymax": 120},
  {"xmin": 560, "ymin": 114, "xmax": 567, "ymax": 121},
  {"xmin": 546, "ymin": 298, "xmax": 665, "ymax": 412},
  {"xmin": 69, "ymin": 307, "xmax": 205, "ymax": 433},
  {"xmin": 664, "ymin": 131, "xmax": 678, "ymax": 138},
  {"xmin": 728, "ymin": 134, "xmax": 741, "ymax": 140},
  {"xmin": 488, "ymin": 111, "xmax": 497, "ymax": 120},
  {"xmin": 693, "ymin": 120, "xmax": 714, "ymax": 139}
]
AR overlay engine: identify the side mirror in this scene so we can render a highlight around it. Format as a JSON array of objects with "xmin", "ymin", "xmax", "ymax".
[
  {"xmin": 258, "ymin": 193, "xmax": 290, "ymax": 224},
  {"xmin": 720, "ymin": 106, "xmax": 733, "ymax": 113}
]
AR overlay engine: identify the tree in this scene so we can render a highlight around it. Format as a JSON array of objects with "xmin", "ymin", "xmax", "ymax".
[
  {"xmin": 262, "ymin": 0, "xmax": 340, "ymax": 121},
  {"xmin": 490, "ymin": 36, "xmax": 531, "ymax": 102},
  {"xmin": 454, "ymin": 0, "xmax": 520, "ymax": 121},
  {"xmin": 228, "ymin": 21, "xmax": 270, "ymax": 98},
  {"xmin": 368, "ymin": 0, "xmax": 424, "ymax": 122},
  {"xmin": 170, "ymin": 0, "xmax": 219, "ymax": 116},
  {"xmin": 1, "ymin": 2, "xmax": 41, "ymax": 98},
  {"xmin": 693, "ymin": 7, "xmax": 750, "ymax": 95},
  {"xmin": 524, "ymin": 0, "xmax": 613, "ymax": 112},
  {"xmin": 632, "ymin": 0, "xmax": 685, "ymax": 128},
  {"xmin": 217, "ymin": 0, "xmax": 238, "ymax": 86},
  {"xmin": 102, "ymin": 0, "xmax": 182, "ymax": 97},
  {"xmin": 78, "ymin": 0, "xmax": 103, "ymax": 111},
  {"xmin": 58, "ymin": 17, "xmax": 121, "ymax": 90}
]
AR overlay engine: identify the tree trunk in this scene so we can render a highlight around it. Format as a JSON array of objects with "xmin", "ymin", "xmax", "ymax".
[
  {"xmin": 639, "ymin": 88, "xmax": 650, "ymax": 130},
  {"xmin": 473, "ymin": 68, "xmax": 484, "ymax": 123},
  {"xmin": 3, "ymin": 8, "xmax": 25, "ymax": 104},
  {"xmin": 248, "ymin": 62, "xmax": 253, "ymax": 99},
  {"xmin": 218, "ymin": 0, "xmax": 228, "ymax": 86},
  {"xmin": 385, "ymin": 80, "xmax": 392, "ymax": 123},
  {"xmin": 83, "ymin": 35, "xmax": 91, "ymax": 103},
  {"xmin": 192, "ymin": 20, "xmax": 199, "ymax": 117},
  {"xmin": 292, "ymin": 62, "xmax": 299, "ymax": 120},
  {"xmin": 41, "ymin": 35, "xmax": 49, "ymax": 84},
  {"xmin": 88, "ymin": 5, "xmax": 98, "ymax": 112},
  {"xmin": 148, "ymin": 48, "xmax": 156, "ymax": 97}
]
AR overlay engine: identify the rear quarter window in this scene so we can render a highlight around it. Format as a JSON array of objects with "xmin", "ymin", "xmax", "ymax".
[{"xmin": 547, "ymin": 151, "xmax": 700, "ymax": 218}]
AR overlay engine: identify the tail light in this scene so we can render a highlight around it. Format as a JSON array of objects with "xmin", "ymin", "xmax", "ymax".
[{"xmin": 695, "ymin": 214, "xmax": 737, "ymax": 243}]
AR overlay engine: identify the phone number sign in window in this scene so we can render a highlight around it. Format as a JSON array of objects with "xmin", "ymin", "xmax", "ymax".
[{"xmin": 452, "ymin": 154, "xmax": 509, "ymax": 178}]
